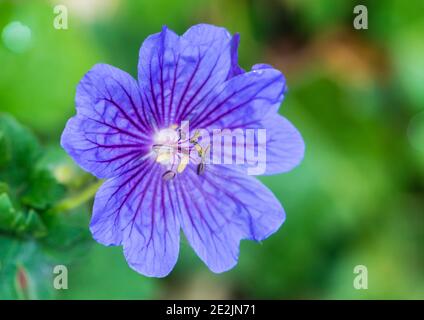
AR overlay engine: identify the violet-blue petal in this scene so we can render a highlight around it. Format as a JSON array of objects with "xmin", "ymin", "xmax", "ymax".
[
  {"xmin": 191, "ymin": 67, "xmax": 286, "ymax": 129},
  {"xmin": 90, "ymin": 159, "xmax": 156, "ymax": 246},
  {"xmin": 61, "ymin": 64, "xmax": 151, "ymax": 179},
  {"xmin": 245, "ymin": 114, "xmax": 305, "ymax": 175},
  {"xmin": 257, "ymin": 114, "xmax": 304, "ymax": 174},
  {"xmin": 217, "ymin": 113, "xmax": 304, "ymax": 175},
  {"xmin": 137, "ymin": 24, "xmax": 233, "ymax": 126},
  {"xmin": 91, "ymin": 160, "xmax": 180, "ymax": 277},
  {"xmin": 176, "ymin": 165, "xmax": 285, "ymax": 273},
  {"xmin": 226, "ymin": 33, "xmax": 245, "ymax": 79},
  {"xmin": 251, "ymin": 63, "xmax": 274, "ymax": 71}
]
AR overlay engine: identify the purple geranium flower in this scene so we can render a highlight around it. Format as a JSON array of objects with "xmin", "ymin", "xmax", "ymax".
[{"xmin": 61, "ymin": 24, "xmax": 304, "ymax": 277}]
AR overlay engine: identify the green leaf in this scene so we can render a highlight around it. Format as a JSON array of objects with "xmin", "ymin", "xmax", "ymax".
[
  {"xmin": 0, "ymin": 193, "xmax": 47, "ymax": 237},
  {"xmin": 0, "ymin": 182, "xmax": 9, "ymax": 194},
  {"xmin": 0, "ymin": 236, "xmax": 54, "ymax": 299},
  {"xmin": 40, "ymin": 207, "xmax": 92, "ymax": 264},
  {"xmin": 0, "ymin": 114, "xmax": 40, "ymax": 178},
  {"xmin": 0, "ymin": 192, "xmax": 28, "ymax": 233},
  {"xmin": 0, "ymin": 130, "xmax": 11, "ymax": 166},
  {"xmin": 24, "ymin": 210, "xmax": 48, "ymax": 238},
  {"xmin": 21, "ymin": 169, "xmax": 65, "ymax": 210},
  {"xmin": 0, "ymin": 192, "xmax": 17, "ymax": 230},
  {"xmin": 0, "ymin": 114, "xmax": 42, "ymax": 209}
]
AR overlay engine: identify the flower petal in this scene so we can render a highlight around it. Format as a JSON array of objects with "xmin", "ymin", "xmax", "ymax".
[
  {"xmin": 91, "ymin": 161, "xmax": 180, "ymax": 277},
  {"xmin": 226, "ymin": 33, "xmax": 244, "ymax": 79},
  {"xmin": 257, "ymin": 114, "xmax": 305, "ymax": 175},
  {"xmin": 191, "ymin": 66, "xmax": 286, "ymax": 129},
  {"xmin": 215, "ymin": 113, "xmax": 305, "ymax": 175},
  {"xmin": 137, "ymin": 24, "xmax": 233, "ymax": 127},
  {"xmin": 176, "ymin": 165, "xmax": 285, "ymax": 273},
  {"xmin": 61, "ymin": 64, "xmax": 151, "ymax": 179}
]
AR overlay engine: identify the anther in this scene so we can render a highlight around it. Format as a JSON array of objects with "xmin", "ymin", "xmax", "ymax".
[
  {"xmin": 197, "ymin": 163, "xmax": 205, "ymax": 176},
  {"xmin": 162, "ymin": 170, "xmax": 176, "ymax": 181},
  {"xmin": 189, "ymin": 130, "xmax": 201, "ymax": 143}
]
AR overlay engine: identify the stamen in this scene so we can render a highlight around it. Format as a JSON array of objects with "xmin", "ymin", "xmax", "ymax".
[
  {"xmin": 202, "ymin": 144, "xmax": 210, "ymax": 160},
  {"xmin": 153, "ymin": 126, "xmax": 209, "ymax": 179},
  {"xmin": 162, "ymin": 170, "xmax": 176, "ymax": 181},
  {"xmin": 193, "ymin": 143, "xmax": 203, "ymax": 156},
  {"xmin": 196, "ymin": 145, "xmax": 209, "ymax": 176},
  {"xmin": 177, "ymin": 153, "xmax": 190, "ymax": 173},
  {"xmin": 197, "ymin": 163, "xmax": 205, "ymax": 175},
  {"xmin": 190, "ymin": 130, "xmax": 201, "ymax": 143}
]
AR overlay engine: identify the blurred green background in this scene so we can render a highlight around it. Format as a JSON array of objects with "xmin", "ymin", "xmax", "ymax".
[{"xmin": 0, "ymin": 0, "xmax": 423, "ymax": 299}]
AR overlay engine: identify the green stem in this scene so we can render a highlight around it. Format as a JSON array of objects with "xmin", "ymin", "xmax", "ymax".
[{"xmin": 52, "ymin": 180, "xmax": 103, "ymax": 213}]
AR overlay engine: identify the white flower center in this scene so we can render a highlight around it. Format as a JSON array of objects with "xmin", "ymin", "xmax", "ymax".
[{"xmin": 152, "ymin": 125, "xmax": 208, "ymax": 180}]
